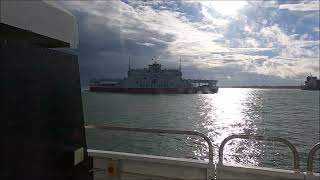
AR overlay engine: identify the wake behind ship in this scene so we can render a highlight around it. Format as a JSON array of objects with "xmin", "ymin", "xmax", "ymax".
[{"xmin": 89, "ymin": 60, "xmax": 219, "ymax": 94}]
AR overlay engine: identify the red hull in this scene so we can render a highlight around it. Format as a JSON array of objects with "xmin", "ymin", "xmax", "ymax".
[{"xmin": 89, "ymin": 86, "xmax": 218, "ymax": 94}]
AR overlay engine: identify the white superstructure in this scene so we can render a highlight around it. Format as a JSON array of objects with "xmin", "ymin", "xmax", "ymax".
[
  {"xmin": 90, "ymin": 61, "xmax": 219, "ymax": 94},
  {"xmin": 122, "ymin": 61, "xmax": 193, "ymax": 89}
]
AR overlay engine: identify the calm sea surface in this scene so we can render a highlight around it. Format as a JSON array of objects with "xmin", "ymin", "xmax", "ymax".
[{"xmin": 82, "ymin": 88, "xmax": 319, "ymax": 172}]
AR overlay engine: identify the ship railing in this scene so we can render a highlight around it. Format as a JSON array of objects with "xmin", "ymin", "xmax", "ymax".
[
  {"xmin": 85, "ymin": 125, "xmax": 308, "ymax": 172},
  {"xmin": 85, "ymin": 125, "xmax": 215, "ymax": 180},
  {"xmin": 85, "ymin": 125, "xmax": 214, "ymax": 165},
  {"xmin": 218, "ymin": 134, "xmax": 300, "ymax": 172},
  {"xmin": 85, "ymin": 125, "xmax": 319, "ymax": 180},
  {"xmin": 307, "ymin": 143, "xmax": 320, "ymax": 174}
]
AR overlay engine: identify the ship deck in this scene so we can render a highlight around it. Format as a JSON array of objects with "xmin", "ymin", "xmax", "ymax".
[
  {"xmin": 86, "ymin": 125, "xmax": 320, "ymax": 180},
  {"xmin": 89, "ymin": 150, "xmax": 319, "ymax": 180}
]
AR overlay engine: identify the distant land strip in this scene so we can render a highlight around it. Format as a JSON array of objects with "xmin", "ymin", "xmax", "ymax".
[{"xmin": 222, "ymin": 86, "xmax": 301, "ymax": 89}]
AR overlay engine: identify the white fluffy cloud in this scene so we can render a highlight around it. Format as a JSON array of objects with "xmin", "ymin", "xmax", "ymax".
[{"xmin": 279, "ymin": 0, "xmax": 320, "ymax": 12}]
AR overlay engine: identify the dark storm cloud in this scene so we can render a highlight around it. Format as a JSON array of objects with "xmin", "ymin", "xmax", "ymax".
[{"xmin": 60, "ymin": 2, "xmax": 177, "ymax": 85}]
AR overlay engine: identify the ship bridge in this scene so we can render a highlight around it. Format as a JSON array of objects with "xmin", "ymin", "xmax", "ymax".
[
  {"xmin": 189, "ymin": 79, "xmax": 218, "ymax": 87},
  {"xmin": 148, "ymin": 61, "xmax": 161, "ymax": 71}
]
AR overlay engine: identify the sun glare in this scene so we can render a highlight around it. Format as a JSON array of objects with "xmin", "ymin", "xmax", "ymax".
[{"xmin": 203, "ymin": 0, "xmax": 247, "ymax": 16}]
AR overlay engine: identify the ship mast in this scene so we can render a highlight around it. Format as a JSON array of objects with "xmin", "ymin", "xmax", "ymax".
[
  {"xmin": 128, "ymin": 56, "xmax": 131, "ymax": 70},
  {"xmin": 179, "ymin": 58, "xmax": 181, "ymax": 71}
]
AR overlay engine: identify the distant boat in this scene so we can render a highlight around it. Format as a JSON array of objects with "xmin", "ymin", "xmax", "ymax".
[
  {"xmin": 89, "ymin": 60, "xmax": 218, "ymax": 94},
  {"xmin": 301, "ymin": 76, "xmax": 320, "ymax": 90}
]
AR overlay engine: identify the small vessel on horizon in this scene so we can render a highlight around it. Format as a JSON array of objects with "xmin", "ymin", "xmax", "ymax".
[
  {"xmin": 301, "ymin": 75, "xmax": 320, "ymax": 90},
  {"xmin": 89, "ymin": 59, "xmax": 219, "ymax": 94}
]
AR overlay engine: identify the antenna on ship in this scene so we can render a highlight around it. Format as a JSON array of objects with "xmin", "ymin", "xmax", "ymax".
[
  {"xmin": 128, "ymin": 56, "xmax": 131, "ymax": 70},
  {"xmin": 179, "ymin": 58, "xmax": 182, "ymax": 71}
]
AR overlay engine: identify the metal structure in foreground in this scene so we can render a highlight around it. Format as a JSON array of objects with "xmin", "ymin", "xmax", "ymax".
[
  {"xmin": 307, "ymin": 143, "xmax": 320, "ymax": 173},
  {"xmin": 85, "ymin": 124, "xmax": 214, "ymax": 166},
  {"xmin": 218, "ymin": 134, "xmax": 300, "ymax": 172}
]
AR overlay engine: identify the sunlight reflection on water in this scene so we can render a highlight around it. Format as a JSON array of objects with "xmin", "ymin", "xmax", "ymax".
[{"xmin": 194, "ymin": 88, "xmax": 262, "ymax": 166}]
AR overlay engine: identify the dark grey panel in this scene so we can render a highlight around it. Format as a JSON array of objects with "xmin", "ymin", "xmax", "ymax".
[
  {"xmin": 0, "ymin": 23, "xmax": 70, "ymax": 48},
  {"xmin": 0, "ymin": 41, "xmax": 92, "ymax": 180}
]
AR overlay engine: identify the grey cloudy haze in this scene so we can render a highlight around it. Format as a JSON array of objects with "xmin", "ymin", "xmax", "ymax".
[{"xmin": 57, "ymin": 0, "xmax": 319, "ymax": 86}]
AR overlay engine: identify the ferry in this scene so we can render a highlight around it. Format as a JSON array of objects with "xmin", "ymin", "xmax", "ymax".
[
  {"xmin": 89, "ymin": 60, "xmax": 219, "ymax": 94},
  {"xmin": 301, "ymin": 76, "xmax": 320, "ymax": 91},
  {"xmin": 1, "ymin": 1, "xmax": 319, "ymax": 180}
]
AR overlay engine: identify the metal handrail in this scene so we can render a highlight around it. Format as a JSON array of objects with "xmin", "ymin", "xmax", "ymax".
[
  {"xmin": 85, "ymin": 124, "xmax": 214, "ymax": 166},
  {"xmin": 218, "ymin": 134, "xmax": 300, "ymax": 172},
  {"xmin": 307, "ymin": 143, "xmax": 320, "ymax": 173}
]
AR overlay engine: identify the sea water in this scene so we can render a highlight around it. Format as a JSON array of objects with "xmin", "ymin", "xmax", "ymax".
[{"xmin": 82, "ymin": 88, "xmax": 320, "ymax": 172}]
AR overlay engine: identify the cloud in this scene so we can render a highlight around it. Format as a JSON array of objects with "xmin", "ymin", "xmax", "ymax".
[
  {"xmin": 136, "ymin": 42, "xmax": 155, "ymax": 47},
  {"xmin": 56, "ymin": 0, "xmax": 319, "ymax": 86},
  {"xmin": 220, "ymin": 1, "xmax": 319, "ymax": 80},
  {"xmin": 279, "ymin": 0, "xmax": 320, "ymax": 12}
]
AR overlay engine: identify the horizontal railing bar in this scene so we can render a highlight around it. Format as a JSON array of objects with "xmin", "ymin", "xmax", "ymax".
[
  {"xmin": 307, "ymin": 143, "xmax": 320, "ymax": 173},
  {"xmin": 218, "ymin": 134, "xmax": 300, "ymax": 172},
  {"xmin": 85, "ymin": 124, "xmax": 214, "ymax": 166}
]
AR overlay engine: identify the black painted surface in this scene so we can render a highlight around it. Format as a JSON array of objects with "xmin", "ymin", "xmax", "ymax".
[
  {"xmin": 0, "ymin": 42, "xmax": 92, "ymax": 180},
  {"xmin": 0, "ymin": 23, "xmax": 70, "ymax": 48}
]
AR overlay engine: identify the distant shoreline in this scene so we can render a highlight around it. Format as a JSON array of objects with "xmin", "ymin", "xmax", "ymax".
[{"xmin": 221, "ymin": 86, "xmax": 301, "ymax": 89}]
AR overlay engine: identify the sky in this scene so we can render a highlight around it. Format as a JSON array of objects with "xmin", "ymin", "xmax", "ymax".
[{"xmin": 57, "ymin": 0, "xmax": 319, "ymax": 86}]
